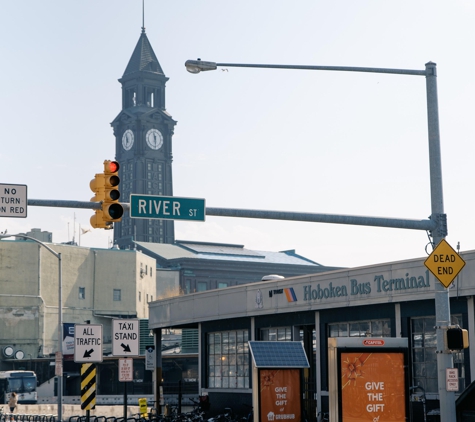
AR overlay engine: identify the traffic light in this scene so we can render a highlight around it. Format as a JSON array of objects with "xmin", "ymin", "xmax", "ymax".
[
  {"xmin": 90, "ymin": 209, "xmax": 111, "ymax": 229},
  {"xmin": 90, "ymin": 173, "xmax": 110, "ymax": 229},
  {"xmin": 89, "ymin": 160, "xmax": 124, "ymax": 229},
  {"xmin": 102, "ymin": 160, "xmax": 124, "ymax": 223},
  {"xmin": 446, "ymin": 326, "xmax": 469, "ymax": 350}
]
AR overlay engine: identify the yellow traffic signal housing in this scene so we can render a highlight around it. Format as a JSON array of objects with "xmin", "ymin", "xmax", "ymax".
[
  {"xmin": 102, "ymin": 160, "xmax": 124, "ymax": 222},
  {"xmin": 90, "ymin": 174, "xmax": 105, "ymax": 202},
  {"xmin": 90, "ymin": 210, "xmax": 113, "ymax": 230},
  {"xmin": 446, "ymin": 327, "xmax": 469, "ymax": 351},
  {"xmin": 89, "ymin": 160, "xmax": 123, "ymax": 229}
]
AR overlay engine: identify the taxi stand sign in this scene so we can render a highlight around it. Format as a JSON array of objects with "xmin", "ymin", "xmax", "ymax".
[
  {"xmin": 424, "ymin": 239, "xmax": 466, "ymax": 288},
  {"xmin": 112, "ymin": 318, "xmax": 140, "ymax": 356}
]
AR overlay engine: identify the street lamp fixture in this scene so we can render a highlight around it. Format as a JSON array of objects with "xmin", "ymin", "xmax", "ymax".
[
  {"xmin": 185, "ymin": 59, "xmax": 217, "ymax": 73},
  {"xmin": 185, "ymin": 58, "xmax": 454, "ymax": 422}
]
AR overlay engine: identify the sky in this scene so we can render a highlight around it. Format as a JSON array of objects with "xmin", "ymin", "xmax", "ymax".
[{"xmin": 1, "ymin": 1, "xmax": 474, "ymax": 268}]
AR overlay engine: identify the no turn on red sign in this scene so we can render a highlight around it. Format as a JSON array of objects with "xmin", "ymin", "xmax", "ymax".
[{"xmin": 424, "ymin": 239, "xmax": 466, "ymax": 288}]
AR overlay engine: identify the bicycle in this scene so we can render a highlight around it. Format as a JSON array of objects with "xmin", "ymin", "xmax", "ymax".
[{"xmin": 207, "ymin": 408, "xmax": 237, "ymax": 422}]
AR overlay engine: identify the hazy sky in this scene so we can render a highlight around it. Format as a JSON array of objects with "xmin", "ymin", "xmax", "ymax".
[{"xmin": 1, "ymin": 1, "xmax": 474, "ymax": 268}]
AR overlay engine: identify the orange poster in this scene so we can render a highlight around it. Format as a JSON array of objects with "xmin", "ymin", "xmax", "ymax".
[
  {"xmin": 260, "ymin": 369, "xmax": 301, "ymax": 421},
  {"xmin": 340, "ymin": 352, "xmax": 406, "ymax": 422}
]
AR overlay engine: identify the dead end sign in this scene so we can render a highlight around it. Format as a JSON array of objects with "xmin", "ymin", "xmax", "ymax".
[
  {"xmin": 424, "ymin": 239, "xmax": 466, "ymax": 288},
  {"xmin": 112, "ymin": 319, "xmax": 140, "ymax": 356}
]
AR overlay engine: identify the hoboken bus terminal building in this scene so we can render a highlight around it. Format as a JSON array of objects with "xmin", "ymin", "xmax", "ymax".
[{"xmin": 149, "ymin": 250, "xmax": 475, "ymax": 418}]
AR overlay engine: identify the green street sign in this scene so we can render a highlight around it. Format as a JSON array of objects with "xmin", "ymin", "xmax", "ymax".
[{"xmin": 130, "ymin": 194, "xmax": 205, "ymax": 221}]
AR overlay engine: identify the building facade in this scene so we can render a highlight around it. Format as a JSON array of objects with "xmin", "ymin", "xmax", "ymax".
[
  {"xmin": 0, "ymin": 239, "xmax": 156, "ymax": 395},
  {"xmin": 149, "ymin": 250, "xmax": 475, "ymax": 420},
  {"xmin": 136, "ymin": 240, "xmax": 342, "ymax": 298}
]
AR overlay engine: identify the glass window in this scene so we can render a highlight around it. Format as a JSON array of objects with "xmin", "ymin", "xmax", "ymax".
[
  {"xmin": 328, "ymin": 319, "xmax": 392, "ymax": 338},
  {"xmin": 218, "ymin": 282, "xmax": 228, "ymax": 289},
  {"xmin": 411, "ymin": 315, "xmax": 465, "ymax": 394},
  {"xmin": 197, "ymin": 282, "xmax": 207, "ymax": 292},
  {"xmin": 207, "ymin": 330, "xmax": 249, "ymax": 389},
  {"xmin": 113, "ymin": 289, "xmax": 121, "ymax": 301},
  {"xmin": 78, "ymin": 287, "xmax": 85, "ymax": 300},
  {"xmin": 261, "ymin": 327, "xmax": 292, "ymax": 341}
]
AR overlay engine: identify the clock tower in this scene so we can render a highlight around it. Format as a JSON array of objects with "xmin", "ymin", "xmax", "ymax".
[{"xmin": 111, "ymin": 27, "xmax": 177, "ymax": 249}]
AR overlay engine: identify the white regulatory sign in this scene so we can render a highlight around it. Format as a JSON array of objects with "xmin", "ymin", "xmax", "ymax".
[
  {"xmin": 74, "ymin": 324, "xmax": 103, "ymax": 363},
  {"xmin": 145, "ymin": 345, "xmax": 155, "ymax": 371},
  {"xmin": 112, "ymin": 319, "xmax": 140, "ymax": 356},
  {"xmin": 119, "ymin": 358, "xmax": 134, "ymax": 382},
  {"xmin": 446, "ymin": 368, "xmax": 459, "ymax": 392},
  {"xmin": 0, "ymin": 184, "xmax": 27, "ymax": 218}
]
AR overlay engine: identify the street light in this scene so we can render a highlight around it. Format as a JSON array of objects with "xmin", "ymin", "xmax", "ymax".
[
  {"xmin": 0, "ymin": 234, "xmax": 64, "ymax": 422},
  {"xmin": 185, "ymin": 58, "xmax": 454, "ymax": 421}
]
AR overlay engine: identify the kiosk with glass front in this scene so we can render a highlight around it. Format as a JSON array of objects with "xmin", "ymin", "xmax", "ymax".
[{"xmin": 328, "ymin": 337, "xmax": 409, "ymax": 422}]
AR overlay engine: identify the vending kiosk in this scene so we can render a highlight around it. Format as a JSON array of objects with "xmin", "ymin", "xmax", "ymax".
[
  {"xmin": 249, "ymin": 341, "xmax": 310, "ymax": 422},
  {"xmin": 328, "ymin": 337, "xmax": 409, "ymax": 422}
]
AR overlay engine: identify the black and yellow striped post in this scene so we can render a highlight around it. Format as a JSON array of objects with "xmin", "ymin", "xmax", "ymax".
[{"xmin": 81, "ymin": 363, "xmax": 96, "ymax": 411}]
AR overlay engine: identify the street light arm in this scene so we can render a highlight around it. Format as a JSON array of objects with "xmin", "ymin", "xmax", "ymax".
[
  {"xmin": 0, "ymin": 233, "xmax": 59, "ymax": 258},
  {"xmin": 185, "ymin": 58, "xmax": 426, "ymax": 76}
]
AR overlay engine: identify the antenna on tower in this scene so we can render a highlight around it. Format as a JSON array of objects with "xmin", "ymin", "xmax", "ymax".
[{"xmin": 141, "ymin": 0, "xmax": 145, "ymax": 33}]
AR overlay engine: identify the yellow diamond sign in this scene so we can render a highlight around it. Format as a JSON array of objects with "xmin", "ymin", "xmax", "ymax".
[{"xmin": 424, "ymin": 239, "xmax": 465, "ymax": 288}]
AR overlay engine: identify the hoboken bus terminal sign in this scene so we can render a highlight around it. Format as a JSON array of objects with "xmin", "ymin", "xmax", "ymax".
[{"xmin": 424, "ymin": 239, "xmax": 465, "ymax": 288}]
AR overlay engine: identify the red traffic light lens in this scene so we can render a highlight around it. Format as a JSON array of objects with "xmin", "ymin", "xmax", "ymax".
[{"xmin": 109, "ymin": 161, "xmax": 119, "ymax": 172}]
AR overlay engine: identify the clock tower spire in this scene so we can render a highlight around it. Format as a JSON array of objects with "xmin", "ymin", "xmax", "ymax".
[{"xmin": 111, "ymin": 27, "xmax": 177, "ymax": 249}]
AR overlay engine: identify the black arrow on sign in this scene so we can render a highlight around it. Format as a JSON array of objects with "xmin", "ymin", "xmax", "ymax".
[
  {"xmin": 83, "ymin": 349, "xmax": 94, "ymax": 358},
  {"xmin": 121, "ymin": 343, "xmax": 131, "ymax": 352}
]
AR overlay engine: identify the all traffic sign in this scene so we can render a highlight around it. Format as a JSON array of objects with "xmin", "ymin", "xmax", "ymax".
[
  {"xmin": 74, "ymin": 324, "xmax": 103, "ymax": 363},
  {"xmin": 424, "ymin": 239, "xmax": 466, "ymax": 288},
  {"xmin": 130, "ymin": 194, "xmax": 205, "ymax": 221},
  {"xmin": 112, "ymin": 319, "xmax": 140, "ymax": 356}
]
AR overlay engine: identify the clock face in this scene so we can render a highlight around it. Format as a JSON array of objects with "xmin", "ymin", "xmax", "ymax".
[
  {"xmin": 122, "ymin": 129, "xmax": 134, "ymax": 150},
  {"xmin": 146, "ymin": 128, "xmax": 164, "ymax": 150}
]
